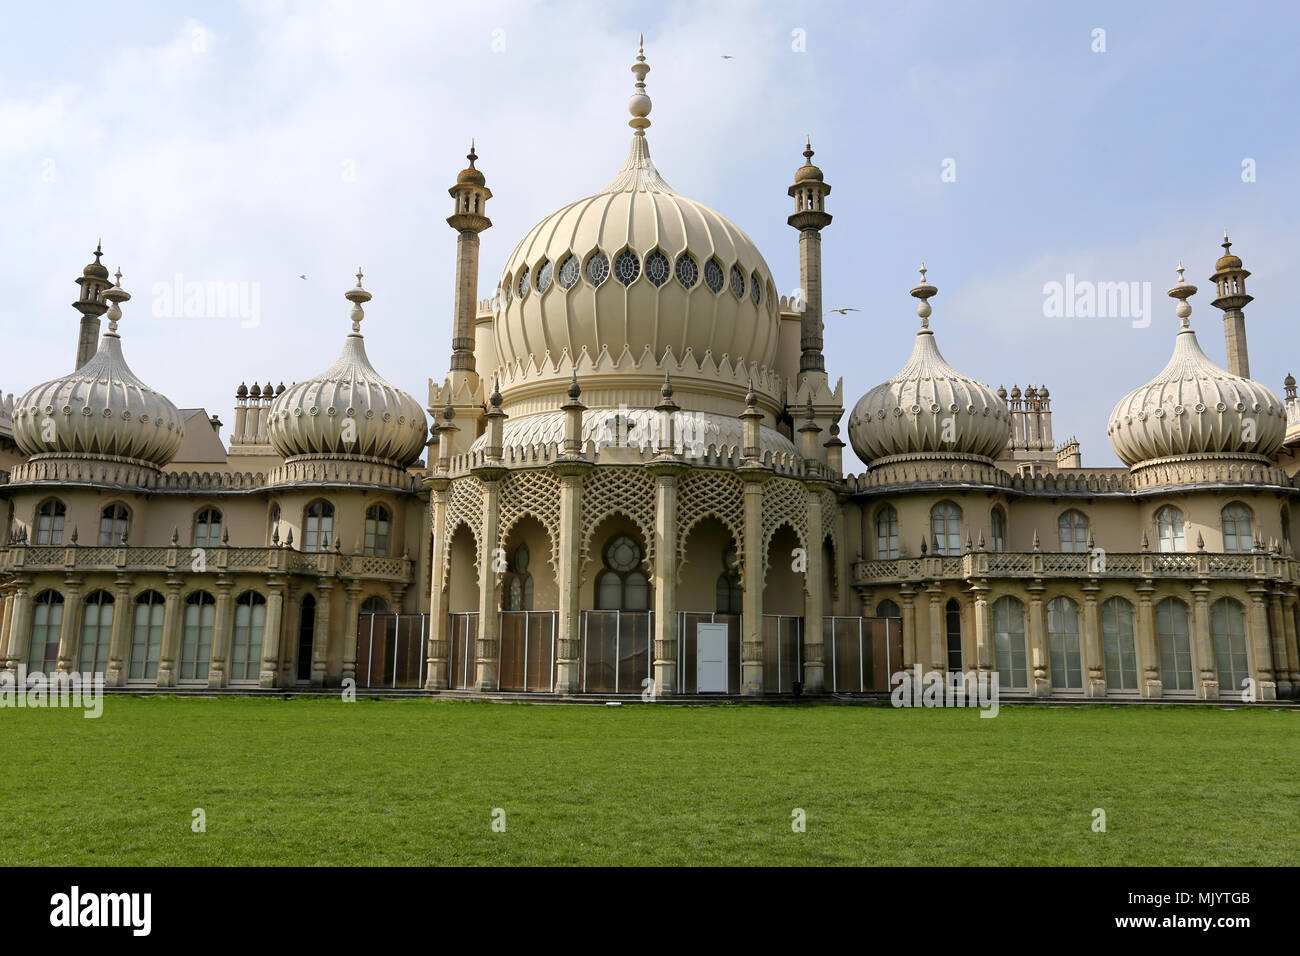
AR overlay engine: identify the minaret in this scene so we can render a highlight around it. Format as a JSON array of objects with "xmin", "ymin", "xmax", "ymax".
[
  {"xmin": 1209, "ymin": 231, "xmax": 1253, "ymax": 378},
  {"xmin": 787, "ymin": 137, "xmax": 833, "ymax": 387},
  {"xmin": 72, "ymin": 241, "xmax": 112, "ymax": 370},
  {"xmin": 446, "ymin": 141, "xmax": 492, "ymax": 375}
]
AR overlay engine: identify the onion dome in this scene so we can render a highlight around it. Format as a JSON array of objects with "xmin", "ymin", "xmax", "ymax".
[
  {"xmin": 82, "ymin": 240, "xmax": 109, "ymax": 280},
  {"xmin": 268, "ymin": 271, "xmax": 427, "ymax": 467},
  {"xmin": 1108, "ymin": 265, "xmax": 1284, "ymax": 465},
  {"xmin": 236, "ymin": 382, "xmax": 248, "ymax": 399},
  {"xmin": 249, "ymin": 382, "xmax": 261, "ymax": 399},
  {"xmin": 1215, "ymin": 232, "xmax": 1242, "ymax": 272},
  {"xmin": 848, "ymin": 266, "xmax": 1011, "ymax": 465},
  {"xmin": 793, "ymin": 136, "xmax": 824, "ymax": 183},
  {"xmin": 13, "ymin": 271, "xmax": 184, "ymax": 466},
  {"xmin": 457, "ymin": 141, "xmax": 486, "ymax": 186},
  {"xmin": 494, "ymin": 38, "xmax": 779, "ymax": 374}
]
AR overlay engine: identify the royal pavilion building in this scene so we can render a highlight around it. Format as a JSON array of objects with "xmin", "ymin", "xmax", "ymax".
[{"xmin": 1, "ymin": 42, "xmax": 1298, "ymax": 701}]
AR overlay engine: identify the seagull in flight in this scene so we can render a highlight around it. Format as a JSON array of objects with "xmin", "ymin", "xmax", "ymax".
[
  {"xmin": 826, "ymin": 307, "xmax": 860, "ymax": 315},
  {"xmin": 298, "ymin": 274, "xmax": 308, "ymax": 280},
  {"xmin": 720, "ymin": 54, "xmax": 735, "ymax": 59}
]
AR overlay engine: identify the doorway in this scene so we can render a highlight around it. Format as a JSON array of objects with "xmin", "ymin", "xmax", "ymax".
[{"xmin": 697, "ymin": 622, "xmax": 728, "ymax": 692}]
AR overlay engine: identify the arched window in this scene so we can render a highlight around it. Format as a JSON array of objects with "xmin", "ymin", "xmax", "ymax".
[
  {"xmin": 364, "ymin": 504, "xmax": 391, "ymax": 556},
  {"xmin": 268, "ymin": 503, "xmax": 281, "ymax": 546},
  {"xmin": 35, "ymin": 499, "xmax": 66, "ymax": 545},
  {"xmin": 930, "ymin": 501, "xmax": 962, "ymax": 556},
  {"xmin": 194, "ymin": 507, "xmax": 222, "ymax": 548},
  {"xmin": 1221, "ymin": 504, "xmax": 1252, "ymax": 553},
  {"xmin": 297, "ymin": 594, "xmax": 316, "ymax": 682},
  {"xmin": 1210, "ymin": 597, "xmax": 1250, "ymax": 693},
  {"xmin": 1057, "ymin": 510, "xmax": 1088, "ymax": 553},
  {"xmin": 78, "ymin": 590, "xmax": 115, "ymax": 674},
  {"xmin": 875, "ymin": 506, "xmax": 899, "ymax": 559},
  {"xmin": 230, "ymin": 592, "xmax": 267, "ymax": 683},
  {"xmin": 502, "ymin": 544, "xmax": 535, "ymax": 612},
  {"xmin": 180, "ymin": 591, "xmax": 216, "ymax": 682},
  {"xmin": 714, "ymin": 546, "xmax": 742, "ymax": 614},
  {"xmin": 1100, "ymin": 597, "xmax": 1138, "ymax": 691},
  {"xmin": 875, "ymin": 599, "xmax": 901, "ymax": 618},
  {"xmin": 129, "ymin": 591, "xmax": 166, "ymax": 681},
  {"xmin": 303, "ymin": 500, "xmax": 334, "ymax": 553},
  {"xmin": 1046, "ymin": 596, "xmax": 1083, "ymax": 690},
  {"xmin": 1156, "ymin": 506, "xmax": 1186, "ymax": 553},
  {"xmin": 992, "ymin": 596, "xmax": 1028, "ymax": 690},
  {"xmin": 26, "ymin": 590, "xmax": 64, "ymax": 675},
  {"xmin": 990, "ymin": 506, "xmax": 1007, "ymax": 552},
  {"xmin": 98, "ymin": 503, "xmax": 130, "ymax": 546},
  {"xmin": 595, "ymin": 534, "xmax": 650, "ymax": 611},
  {"xmin": 944, "ymin": 598, "xmax": 962, "ymax": 673},
  {"xmin": 1156, "ymin": 597, "xmax": 1194, "ymax": 691}
]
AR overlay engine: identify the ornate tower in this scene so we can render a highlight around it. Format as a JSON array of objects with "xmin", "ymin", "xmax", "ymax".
[
  {"xmin": 787, "ymin": 138, "xmax": 832, "ymax": 387},
  {"xmin": 446, "ymin": 142, "xmax": 492, "ymax": 376},
  {"xmin": 72, "ymin": 241, "xmax": 112, "ymax": 370},
  {"xmin": 1209, "ymin": 231, "xmax": 1253, "ymax": 378}
]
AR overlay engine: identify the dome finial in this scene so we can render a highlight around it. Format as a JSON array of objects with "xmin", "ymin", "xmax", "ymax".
[
  {"xmin": 628, "ymin": 35, "xmax": 652, "ymax": 134},
  {"xmin": 467, "ymin": 139, "xmax": 477, "ymax": 168},
  {"xmin": 101, "ymin": 269, "xmax": 131, "ymax": 336},
  {"xmin": 1169, "ymin": 261, "xmax": 1196, "ymax": 328},
  {"xmin": 1222, "ymin": 228, "xmax": 1231, "ymax": 254},
  {"xmin": 345, "ymin": 268, "xmax": 371, "ymax": 333},
  {"xmin": 911, "ymin": 262, "xmax": 937, "ymax": 329}
]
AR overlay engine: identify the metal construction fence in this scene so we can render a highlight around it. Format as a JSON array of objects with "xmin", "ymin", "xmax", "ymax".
[{"xmin": 354, "ymin": 613, "xmax": 427, "ymax": 688}]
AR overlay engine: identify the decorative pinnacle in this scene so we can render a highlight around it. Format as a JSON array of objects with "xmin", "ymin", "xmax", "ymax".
[
  {"xmin": 1168, "ymin": 261, "xmax": 1196, "ymax": 326},
  {"xmin": 628, "ymin": 35, "xmax": 652, "ymax": 134},
  {"xmin": 745, "ymin": 375, "xmax": 757, "ymax": 409},
  {"xmin": 101, "ymin": 268, "xmax": 131, "ymax": 334},
  {"xmin": 803, "ymin": 135, "xmax": 814, "ymax": 164},
  {"xmin": 467, "ymin": 139, "xmax": 477, "ymax": 168},
  {"xmin": 94, "ymin": 240, "xmax": 103, "ymax": 262},
  {"xmin": 490, "ymin": 375, "xmax": 502, "ymax": 408},
  {"xmin": 661, "ymin": 371, "xmax": 674, "ymax": 400},
  {"xmin": 911, "ymin": 262, "xmax": 937, "ymax": 327},
  {"xmin": 567, "ymin": 369, "xmax": 582, "ymax": 400},
  {"xmin": 1222, "ymin": 228, "xmax": 1231, "ymax": 255},
  {"xmin": 345, "ymin": 268, "xmax": 371, "ymax": 332}
]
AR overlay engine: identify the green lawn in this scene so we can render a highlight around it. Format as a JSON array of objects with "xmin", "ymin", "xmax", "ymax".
[{"xmin": 2, "ymin": 696, "xmax": 1296, "ymax": 865}]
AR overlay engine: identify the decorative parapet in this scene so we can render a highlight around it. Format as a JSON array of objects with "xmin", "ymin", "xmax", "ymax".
[
  {"xmin": 265, "ymin": 456, "xmax": 424, "ymax": 493},
  {"xmin": 7, "ymin": 455, "xmax": 267, "ymax": 492},
  {"xmin": 443, "ymin": 441, "xmax": 810, "ymax": 480}
]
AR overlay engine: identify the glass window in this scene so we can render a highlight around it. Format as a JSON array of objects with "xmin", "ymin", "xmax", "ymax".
[
  {"xmin": 675, "ymin": 253, "xmax": 698, "ymax": 289},
  {"xmin": 645, "ymin": 250, "xmax": 670, "ymax": 287},
  {"xmin": 1046, "ymin": 596, "xmax": 1083, "ymax": 689},
  {"xmin": 268, "ymin": 503, "xmax": 281, "ymax": 546},
  {"xmin": 535, "ymin": 259, "xmax": 553, "ymax": 293},
  {"xmin": 517, "ymin": 267, "xmax": 530, "ymax": 299},
  {"xmin": 585, "ymin": 251, "xmax": 609, "ymax": 286},
  {"xmin": 1156, "ymin": 597, "xmax": 1194, "ymax": 690},
  {"xmin": 750, "ymin": 271, "xmax": 762, "ymax": 305},
  {"xmin": 558, "ymin": 255, "xmax": 580, "ymax": 290},
  {"xmin": 129, "ymin": 591, "xmax": 165, "ymax": 681},
  {"xmin": 502, "ymin": 544, "xmax": 534, "ymax": 612},
  {"xmin": 35, "ymin": 499, "xmax": 66, "ymax": 545},
  {"xmin": 876, "ymin": 599, "xmax": 901, "ymax": 618},
  {"xmin": 993, "ymin": 596, "xmax": 1027, "ymax": 689},
  {"xmin": 945, "ymin": 599, "xmax": 962, "ymax": 673},
  {"xmin": 1221, "ymin": 504, "xmax": 1252, "ymax": 553},
  {"xmin": 614, "ymin": 249, "xmax": 640, "ymax": 286},
  {"xmin": 364, "ymin": 504, "xmax": 391, "ymax": 556},
  {"xmin": 1058, "ymin": 510, "xmax": 1088, "ymax": 552},
  {"xmin": 1101, "ymin": 597, "xmax": 1138, "ymax": 691},
  {"xmin": 715, "ymin": 546, "xmax": 742, "ymax": 614},
  {"xmin": 27, "ymin": 590, "xmax": 64, "ymax": 675},
  {"xmin": 704, "ymin": 258, "xmax": 724, "ymax": 293},
  {"xmin": 98, "ymin": 504, "xmax": 130, "ymax": 546},
  {"xmin": 304, "ymin": 500, "xmax": 334, "ymax": 553},
  {"xmin": 194, "ymin": 507, "xmax": 222, "ymax": 548},
  {"xmin": 930, "ymin": 501, "xmax": 962, "ymax": 556},
  {"xmin": 990, "ymin": 507, "xmax": 1006, "ymax": 552},
  {"xmin": 78, "ymin": 590, "xmax": 114, "ymax": 675},
  {"xmin": 1157, "ymin": 507, "xmax": 1185, "ymax": 553},
  {"xmin": 231, "ymin": 592, "xmax": 267, "ymax": 683},
  {"xmin": 728, "ymin": 264, "xmax": 746, "ymax": 298},
  {"xmin": 875, "ymin": 506, "xmax": 899, "ymax": 559},
  {"xmin": 180, "ymin": 591, "xmax": 216, "ymax": 681},
  {"xmin": 1210, "ymin": 598, "xmax": 1250, "ymax": 693},
  {"xmin": 595, "ymin": 535, "xmax": 650, "ymax": 610}
]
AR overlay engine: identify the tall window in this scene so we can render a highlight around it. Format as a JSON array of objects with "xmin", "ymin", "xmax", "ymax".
[
  {"xmin": 1046, "ymin": 596, "xmax": 1083, "ymax": 690},
  {"xmin": 1057, "ymin": 510, "xmax": 1089, "ymax": 553},
  {"xmin": 98, "ymin": 504, "xmax": 130, "ymax": 546},
  {"xmin": 1156, "ymin": 507, "xmax": 1186, "ymax": 553},
  {"xmin": 595, "ymin": 534, "xmax": 650, "ymax": 610},
  {"xmin": 876, "ymin": 599, "xmax": 901, "ymax": 618},
  {"xmin": 930, "ymin": 501, "xmax": 962, "ymax": 556},
  {"xmin": 78, "ymin": 590, "xmax": 115, "ymax": 674},
  {"xmin": 364, "ymin": 504, "xmax": 391, "ymax": 556},
  {"xmin": 180, "ymin": 591, "xmax": 216, "ymax": 682},
  {"xmin": 297, "ymin": 595, "xmax": 316, "ymax": 682},
  {"xmin": 130, "ymin": 591, "xmax": 166, "ymax": 681},
  {"xmin": 26, "ymin": 590, "xmax": 64, "ymax": 675},
  {"xmin": 1210, "ymin": 598, "xmax": 1250, "ymax": 693},
  {"xmin": 231, "ymin": 592, "xmax": 267, "ymax": 683},
  {"xmin": 1221, "ymin": 504, "xmax": 1252, "ymax": 553},
  {"xmin": 875, "ymin": 506, "xmax": 899, "ymax": 559},
  {"xmin": 35, "ymin": 499, "xmax": 66, "ymax": 545},
  {"xmin": 714, "ymin": 546, "xmax": 743, "ymax": 614},
  {"xmin": 1156, "ymin": 597, "xmax": 1194, "ymax": 691},
  {"xmin": 194, "ymin": 507, "xmax": 222, "ymax": 548},
  {"xmin": 303, "ymin": 500, "xmax": 334, "ymax": 553},
  {"xmin": 503, "ymin": 544, "xmax": 535, "ymax": 612},
  {"xmin": 944, "ymin": 598, "xmax": 962, "ymax": 673},
  {"xmin": 992, "ymin": 596, "xmax": 1028, "ymax": 690},
  {"xmin": 990, "ymin": 507, "xmax": 1007, "ymax": 552},
  {"xmin": 1101, "ymin": 597, "xmax": 1138, "ymax": 691},
  {"xmin": 268, "ymin": 503, "xmax": 281, "ymax": 546}
]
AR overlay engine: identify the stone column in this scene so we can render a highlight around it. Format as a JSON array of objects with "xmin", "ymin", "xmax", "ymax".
[
  {"xmin": 0, "ymin": 590, "xmax": 13, "ymax": 665},
  {"xmin": 553, "ymin": 466, "xmax": 587, "ymax": 694},
  {"xmin": 739, "ymin": 469, "xmax": 771, "ymax": 695},
  {"xmin": 1082, "ymin": 583, "xmax": 1106, "ymax": 697},
  {"xmin": 1190, "ymin": 584, "xmax": 1217, "ymax": 699},
  {"xmin": 282, "ymin": 589, "xmax": 302, "ymax": 685},
  {"xmin": 423, "ymin": 478, "xmax": 451, "ymax": 689},
  {"xmin": 105, "ymin": 576, "xmax": 133, "ymax": 687},
  {"xmin": 1246, "ymin": 584, "xmax": 1277, "ymax": 701},
  {"xmin": 802, "ymin": 481, "xmax": 828, "ymax": 693},
  {"xmin": 312, "ymin": 581, "xmax": 333, "ymax": 686},
  {"xmin": 899, "ymin": 585, "xmax": 917, "ymax": 668},
  {"xmin": 5, "ymin": 577, "xmax": 33, "ymax": 673},
  {"xmin": 155, "ymin": 577, "xmax": 183, "ymax": 686},
  {"xmin": 207, "ymin": 576, "xmax": 233, "ymax": 689},
  {"xmin": 1266, "ymin": 591, "xmax": 1291, "ymax": 699},
  {"xmin": 926, "ymin": 584, "xmax": 946, "ymax": 674},
  {"xmin": 971, "ymin": 581, "xmax": 993, "ymax": 679},
  {"xmin": 1283, "ymin": 594, "xmax": 1300, "ymax": 700},
  {"xmin": 259, "ymin": 578, "xmax": 286, "ymax": 689},
  {"xmin": 1135, "ymin": 582, "xmax": 1161, "ymax": 698},
  {"xmin": 1027, "ymin": 581, "xmax": 1050, "ymax": 697},
  {"xmin": 650, "ymin": 463, "xmax": 684, "ymax": 696},
  {"xmin": 55, "ymin": 577, "xmax": 84, "ymax": 674},
  {"xmin": 342, "ymin": 581, "xmax": 362, "ymax": 686},
  {"xmin": 474, "ymin": 468, "xmax": 506, "ymax": 691}
]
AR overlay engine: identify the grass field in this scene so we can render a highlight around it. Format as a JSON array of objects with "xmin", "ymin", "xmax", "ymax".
[{"xmin": 2, "ymin": 696, "xmax": 1296, "ymax": 866}]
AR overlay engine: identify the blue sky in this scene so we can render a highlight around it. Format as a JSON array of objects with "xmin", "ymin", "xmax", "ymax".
[{"xmin": 1, "ymin": 0, "xmax": 1296, "ymax": 469}]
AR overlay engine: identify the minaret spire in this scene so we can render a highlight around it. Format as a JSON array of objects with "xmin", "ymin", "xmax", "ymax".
[
  {"xmin": 787, "ymin": 137, "xmax": 833, "ymax": 384},
  {"xmin": 1209, "ymin": 230, "xmax": 1253, "ymax": 377},
  {"xmin": 446, "ymin": 141, "xmax": 492, "ymax": 374},
  {"xmin": 72, "ymin": 241, "xmax": 112, "ymax": 369}
]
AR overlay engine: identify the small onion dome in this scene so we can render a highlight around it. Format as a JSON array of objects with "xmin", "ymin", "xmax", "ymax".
[
  {"xmin": 13, "ymin": 272, "xmax": 184, "ymax": 466},
  {"xmin": 1286, "ymin": 373, "xmax": 1296, "ymax": 389},
  {"xmin": 83, "ymin": 241, "xmax": 109, "ymax": 280},
  {"xmin": 1010, "ymin": 385, "xmax": 1022, "ymax": 399},
  {"xmin": 794, "ymin": 137, "xmax": 824, "ymax": 183},
  {"xmin": 848, "ymin": 267, "xmax": 1010, "ymax": 464},
  {"xmin": 457, "ymin": 141, "xmax": 486, "ymax": 186},
  {"xmin": 996, "ymin": 385, "xmax": 1008, "ymax": 401},
  {"xmin": 1215, "ymin": 233, "xmax": 1242, "ymax": 272},
  {"xmin": 249, "ymin": 382, "xmax": 261, "ymax": 399},
  {"xmin": 1107, "ymin": 265, "xmax": 1285, "ymax": 466},
  {"xmin": 236, "ymin": 382, "xmax": 248, "ymax": 399},
  {"xmin": 268, "ymin": 270, "xmax": 427, "ymax": 467}
]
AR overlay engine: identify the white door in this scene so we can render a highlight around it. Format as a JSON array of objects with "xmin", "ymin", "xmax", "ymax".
[{"xmin": 697, "ymin": 623, "xmax": 728, "ymax": 693}]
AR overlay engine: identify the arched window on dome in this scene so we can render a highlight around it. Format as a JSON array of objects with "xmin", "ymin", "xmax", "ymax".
[
  {"xmin": 180, "ymin": 591, "xmax": 216, "ymax": 682},
  {"xmin": 644, "ymin": 250, "xmax": 670, "ymax": 287},
  {"xmin": 194, "ymin": 507, "xmax": 223, "ymax": 549},
  {"xmin": 1057, "ymin": 509, "xmax": 1088, "ymax": 553},
  {"xmin": 502, "ymin": 544, "xmax": 534, "ymax": 612},
  {"xmin": 874, "ymin": 505, "xmax": 899, "ymax": 559},
  {"xmin": 750, "ymin": 271, "xmax": 762, "ymax": 305},
  {"xmin": 1156, "ymin": 597, "xmax": 1194, "ymax": 691},
  {"xmin": 516, "ymin": 267, "xmax": 530, "ymax": 299},
  {"xmin": 675, "ymin": 253, "xmax": 698, "ymax": 289},
  {"xmin": 98, "ymin": 503, "xmax": 130, "ymax": 546},
  {"xmin": 929, "ymin": 501, "xmax": 962, "ymax": 556},
  {"xmin": 1210, "ymin": 597, "xmax": 1249, "ymax": 694},
  {"xmin": 303, "ymin": 500, "xmax": 335, "ymax": 553},
  {"xmin": 704, "ymin": 257, "xmax": 725, "ymax": 294},
  {"xmin": 613, "ymin": 249, "xmax": 641, "ymax": 286},
  {"xmin": 1156, "ymin": 506, "xmax": 1186, "ymax": 553},
  {"xmin": 535, "ymin": 259, "xmax": 553, "ymax": 293},
  {"xmin": 728, "ymin": 264, "xmax": 746, "ymax": 299},
  {"xmin": 1221, "ymin": 503, "xmax": 1253, "ymax": 553},
  {"xmin": 34, "ymin": 498, "xmax": 66, "ymax": 545},
  {"xmin": 364, "ymin": 504, "xmax": 391, "ymax": 556},
  {"xmin": 584, "ymin": 250, "xmax": 610, "ymax": 287},
  {"xmin": 595, "ymin": 534, "xmax": 650, "ymax": 611},
  {"xmin": 558, "ymin": 255, "xmax": 580, "ymax": 290},
  {"xmin": 27, "ymin": 589, "xmax": 64, "ymax": 676},
  {"xmin": 990, "ymin": 506, "xmax": 1007, "ymax": 552},
  {"xmin": 715, "ymin": 546, "xmax": 742, "ymax": 614},
  {"xmin": 78, "ymin": 590, "xmax": 114, "ymax": 675}
]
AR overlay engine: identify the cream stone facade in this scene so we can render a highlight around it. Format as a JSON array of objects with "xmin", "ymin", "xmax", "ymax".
[{"xmin": 2, "ymin": 41, "xmax": 1299, "ymax": 701}]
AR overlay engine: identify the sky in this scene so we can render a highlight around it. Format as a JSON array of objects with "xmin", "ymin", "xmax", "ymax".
[{"xmin": 1, "ymin": 0, "xmax": 1297, "ymax": 471}]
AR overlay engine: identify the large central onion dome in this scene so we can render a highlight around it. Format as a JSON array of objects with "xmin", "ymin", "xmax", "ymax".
[
  {"xmin": 268, "ymin": 272, "xmax": 427, "ymax": 467},
  {"xmin": 848, "ymin": 268, "xmax": 1010, "ymax": 465},
  {"xmin": 1108, "ymin": 266, "xmax": 1284, "ymax": 466},
  {"xmin": 13, "ymin": 274, "xmax": 184, "ymax": 467},
  {"xmin": 494, "ymin": 41, "xmax": 779, "ymax": 372}
]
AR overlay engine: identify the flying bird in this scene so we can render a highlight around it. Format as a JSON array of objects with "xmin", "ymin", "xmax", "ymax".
[
  {"xmin": 298, "ymin": 274, "xmax": 308, "ymax": 280},
  {"xmin": 826, "ymin": 307, "xmax": 860, "ymax": 315},
  {"xmin": 720, "ymin": 55, "xmax": 735, "ymax": 59}
]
